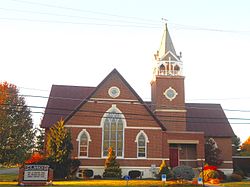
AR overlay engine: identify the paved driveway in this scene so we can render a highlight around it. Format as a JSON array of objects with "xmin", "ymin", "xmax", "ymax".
[{"xmin": 0, "ymin": 167, "xmax": 18, "ymax": 174}]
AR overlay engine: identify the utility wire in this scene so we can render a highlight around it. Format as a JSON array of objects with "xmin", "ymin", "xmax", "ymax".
[
  {"xmin": 3, "ymin": 1, "xmax": 250, "ymax": 33},
  {"xmin": 2, "ymin": 91, "xmax": 250, "ymax": 113},
  {"xmin": 1, "ymin": 103, "xmax": 250, "ymax": 123},
  {"xmin": 0, "ymin": 7, "xmax": 161, "ymax": 26},
  {"xmin": 10, "ymin": 0, "xmax": 158, "ymax": 23},
  {"xmin": 0, "ymin": 17, "xmax": 161, "ymax": 28}
]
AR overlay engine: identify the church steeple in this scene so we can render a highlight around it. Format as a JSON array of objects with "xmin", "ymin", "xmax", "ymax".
[
  {"xmin": 151, "ymin": 24, "xmax": 186, "ymax": 131},
  {"xmin": 153, "ymin": 24, "xmax": 183, "ymax": 77}
]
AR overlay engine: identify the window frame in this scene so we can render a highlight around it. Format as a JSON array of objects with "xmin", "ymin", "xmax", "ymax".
[
  {"xmin": 135, "ymin": 130, "xmax": 149, "ymax": 159},
  {"xmin": 101, "ymin": 104, "xmax": 126, "ymax": 158},
  {"xmin": 76, "ymin": 129, "xmax": 91, "ymax": 158}
]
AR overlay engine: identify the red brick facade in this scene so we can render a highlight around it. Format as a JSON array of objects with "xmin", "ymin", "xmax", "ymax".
[{"xmin": 41, "ymin": 25, "xmax": 234, "ymax": 177}]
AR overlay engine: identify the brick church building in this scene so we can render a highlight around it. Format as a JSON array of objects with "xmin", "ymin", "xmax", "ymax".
[{"xmin": 41, "ymin": 24, "xmax": 234, "ymax": 177}]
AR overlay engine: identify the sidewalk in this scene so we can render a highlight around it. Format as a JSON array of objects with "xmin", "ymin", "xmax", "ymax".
[{"xmin": 0, "ymin": 167, "xmax": 18, "ymax": 174}]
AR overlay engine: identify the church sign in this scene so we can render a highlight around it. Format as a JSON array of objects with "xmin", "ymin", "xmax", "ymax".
[
  {"xmin": 18, "ymin": 165, "xmax": 53, "ymax": 186},
  {"xmin": 24, "ymin": 165, "xmax": 49, "ymax": 181}
]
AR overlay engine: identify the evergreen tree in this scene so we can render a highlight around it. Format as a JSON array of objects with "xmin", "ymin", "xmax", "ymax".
[
  {"xmin": 34, "ymin": 128, "xmax": 45, "ymax": 153},
  {"xmin": 103, "ymin": 147, "xmax": 122, "ymax": 178},
  {"xmin": 46, "ymin": 119, "xmax": 73, "ymax": 178},
  {"xmin": 0, "ymin": 81, "xmax": 34, "ymax": 165},
  {"xmin": 157, "ymin": 160, "xmax": 172, "ymax": 180},
  {"xmin": 232, "ymin": 135, "xmax": 241, "ymax": 155},
  {"xmin": 205, "ymin": 138, "xmax": 222, "ymax": 166}
]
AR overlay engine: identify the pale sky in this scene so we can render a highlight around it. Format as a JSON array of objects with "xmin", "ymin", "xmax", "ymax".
[{"xmin": 1, "ymin": 0, "xmax": 250, "ymax": 143}]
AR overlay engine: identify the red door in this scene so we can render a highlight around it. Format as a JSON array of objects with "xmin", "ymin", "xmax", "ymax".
[{"xmin": 169, "ymin": 148, "xmax": 179, "ymax": 168}]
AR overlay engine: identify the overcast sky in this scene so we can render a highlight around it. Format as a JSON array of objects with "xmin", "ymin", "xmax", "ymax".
[{"xmin": 1, "ymin": 0, "xmax": 250, "ymax": 142}]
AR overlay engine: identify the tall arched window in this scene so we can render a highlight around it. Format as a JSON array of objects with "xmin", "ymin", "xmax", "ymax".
[
  {"xmin": 135, "ymin": 131, "xmax": 149, "ymax": 158},
  {"xmin": 102, "ymin": 105, "xmax": 125, "ymax": 157},
  {"xmin": 76, "ymin": 129, "xmax": 91, "ymax": 157}
]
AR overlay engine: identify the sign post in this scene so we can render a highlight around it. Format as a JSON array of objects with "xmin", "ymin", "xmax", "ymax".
[
  {"xmin": 124, "ymin": 175, "xmax": 131, "ymax": 187},
  {"xmin": 161, "ymin": 174, "xmax": 166, "ymax": 187}
]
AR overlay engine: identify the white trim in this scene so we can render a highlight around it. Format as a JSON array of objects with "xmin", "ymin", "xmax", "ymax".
[
  {"xmin": 135, "ymin": 130, "xmax": 149, "ymax": 159},
  {"xmin": 196, "ymin": 158, "xmax": 205, "ymax": 161},
  {"xmin": 79, "ymin": 166, "xmax": 157, "ymax": 169},
  {"xmin": 232, "ymin": 156, "xmax": 250, "ymax": 158},
  {"xmin": 126, "ymin": 126, "xmax": 161, "ymax": 130},
  {"xmin": 223, "ymin": 161, "xmax": 233, "ymax": 164},
  {"xmin": 90, "ymin": 97, "xmax": 138, "ymax": 102},
  {"xmin": 179, "ymin": 159, "xmax": 197, "ymax": 162},
  {"xmin": 168, "ymin": 140, "xmax": 199, "ymax": 144},
  {"xmin": 166, "ymin": 131, "xmax": 204, "ymax": 134},
  {"xmin": 108, "ymin": 86, "xmax": 120, "ymax": 98},
  {"xmin": 101, "ymin": 104, "xmax": 126, "ymax": 159},
  {"xmin": 219, "ymin": 169, "xmax": 233, "ymax": 175},
  {"xmin": 65, "ymin": 125, "xmax": 101, "ymax": 128},
  {"xmin": 66, "ymin": 125, "xmax": 161, "ymax": 130},
  {"xmin": 76, "ymin": 129, "xmax": 92, "ymax": 142},
  {"xmin": 76, "ymin": 129, "xmax": 91, "ymax": 158},
  {"xmin": 163, "ymin": 87, "xmax": 178, "ymax": 101},
  {"xmin": 76, "ymin": 157, "xmax": 169, "ymax": 160},
  {"xmin": 135, "ymin": 130, "xmax": 149, "ymax": 143},
  {"xmin": 154, "ymin": 109, "xmax": 187, "ymax": 112}
]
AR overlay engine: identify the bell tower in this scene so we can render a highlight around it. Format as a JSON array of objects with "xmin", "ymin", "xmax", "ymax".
[{"xmin": 151, "ymin": 24, "xmax": 186, "ymax": 131}]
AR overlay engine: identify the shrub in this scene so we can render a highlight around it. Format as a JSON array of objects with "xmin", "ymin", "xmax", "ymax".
[
  {"xmin": 173, "ymin": 165, "xmax": 195, "ymax": 181},
  {"xmin": 156, "ymin": 160, "xmax": 173, "ymax": 180},
  {"xmin": 199, "ymin": 169, "xmax": 219, "ymax": 182},
  {"xmin": 234, "ymin": 169, "xmax": 245, "ymax": 178},
  {"xmin": 83, "ymin": 169, "xmax": 94, "ymax": 178},
  {"xmin": 128, "ymin": 170, "xmax": 141, "ymax": 179},
  {"xmin": 217, "ymin": 169, "xmax": 226, "ymax": 181},
  {"xmin": 94, "ymin": 175, "xmax": 102, "ymax": 179},
  {"xmin": 103, "ymin": 147, "xmax": 122, "ymax": 179},
  {"xmin": 229, "ymin": 173, "xmax": 242, "ymax": 182}
]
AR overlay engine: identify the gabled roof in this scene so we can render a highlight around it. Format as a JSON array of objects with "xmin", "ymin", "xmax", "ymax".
[
  {"xmin": 64, "ymin": 69, "xmax": 166, "ymax": 130},
  {"xmin": 41, "ymin": 69, "xmax": 166, "ymax": 131},
  {"xmin": 40, "ymin": 85, "xmax": 95, "ymax": 128},
  {"xmin": 186, "ymin": 103, "xmax": 234, "ymax": 137},
  {"xmin": 158, "ymin": 24, "xmax": 179, "ymax": 59}
]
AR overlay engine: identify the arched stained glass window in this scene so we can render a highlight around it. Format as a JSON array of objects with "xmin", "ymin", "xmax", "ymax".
[
  {"xmin": 102, "ymin": 105, "xmax": 125, "ymax": 157},
  {"xmin": 135, "ymin": 131, "xmax": 149, "ymax": 158},
  {"xmin": 77, "ymin": 129, "xmax": 91, "ymax": 157}
]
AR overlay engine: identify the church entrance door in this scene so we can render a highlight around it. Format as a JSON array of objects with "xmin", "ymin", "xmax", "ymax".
[{"xmin": 169, "ymin": 147, "xmax": 179, "ymax": 168}]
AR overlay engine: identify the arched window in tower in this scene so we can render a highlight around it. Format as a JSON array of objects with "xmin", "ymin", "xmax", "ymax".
[
  {"xmin": 76, "ymin": 129, "xmax": 91, "ymax": 157},
  {"xmin": 135, "ymin": 131, "xmax": 149, "ymax": 158},
  {"xmin": 102, "ymin": 105, "xmax": 125, "ymax": 158},
  {"xmin": 159, "ymin": 64, "xmax": 165, "ymax": 75}
]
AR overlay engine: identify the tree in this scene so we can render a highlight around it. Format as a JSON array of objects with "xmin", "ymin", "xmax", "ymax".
[
  {"xmin": 103, "ymin": 147, "xmax": 122, "ymax": 178},
  {"xmin": 157, "ymin": 160, "xmax": 172, "ymax": 180},
  {"xmin": 45, "ymin": 119, "xmax": 74, "ymax": 179},
  {"xmin": 0, "ymin": 81, "xmax": 34, "ymax": 165},
  {"xmin": 240, "ymin": 136, "xmax": 250, "ymax": 156},
  {"xmin": 205, "ymin": 138, "xmax": 222, "ymax": 166},
  {"xmin": 232, "ymin": 135, "xmax": 241, "ymax": 155},
  {"xmin": 34, "ymin": 127, "xmax": 45, "ymax": 153}
]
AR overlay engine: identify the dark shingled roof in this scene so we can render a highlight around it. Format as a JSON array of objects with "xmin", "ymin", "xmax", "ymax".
[
  {"xmin": 186, "ymin": 103, "xmax": 234, "ymax": 137},
  {"xmin": 41, "ymin": 85, "xmax": 95, "ymax": 128},
  {"xmin": 40, "ymin": 85, "xmax": 234, "ymax": 138}
]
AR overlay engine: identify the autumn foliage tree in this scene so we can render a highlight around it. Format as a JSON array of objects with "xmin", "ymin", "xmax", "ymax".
[
  {"xmin": 0, "ymin": 81, "xmax": 34, "ymax": 165},
  {"xmin": 240, "ymin": 136, "xmax": 250, "ymax": 156}
]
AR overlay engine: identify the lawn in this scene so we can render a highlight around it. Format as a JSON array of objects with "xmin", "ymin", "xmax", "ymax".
[{"xmin": 1, "ymin": 173, "xmax": 250, "ymax": 187}]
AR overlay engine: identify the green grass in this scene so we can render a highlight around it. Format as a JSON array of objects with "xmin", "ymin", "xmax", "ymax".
[
  {"xmin": 0, "ymin": 174, "xmax": 18, "ymax": 182},
  {"xmin": 1, "ymin": 173, "xmax": 250, "ymax": 187}
]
